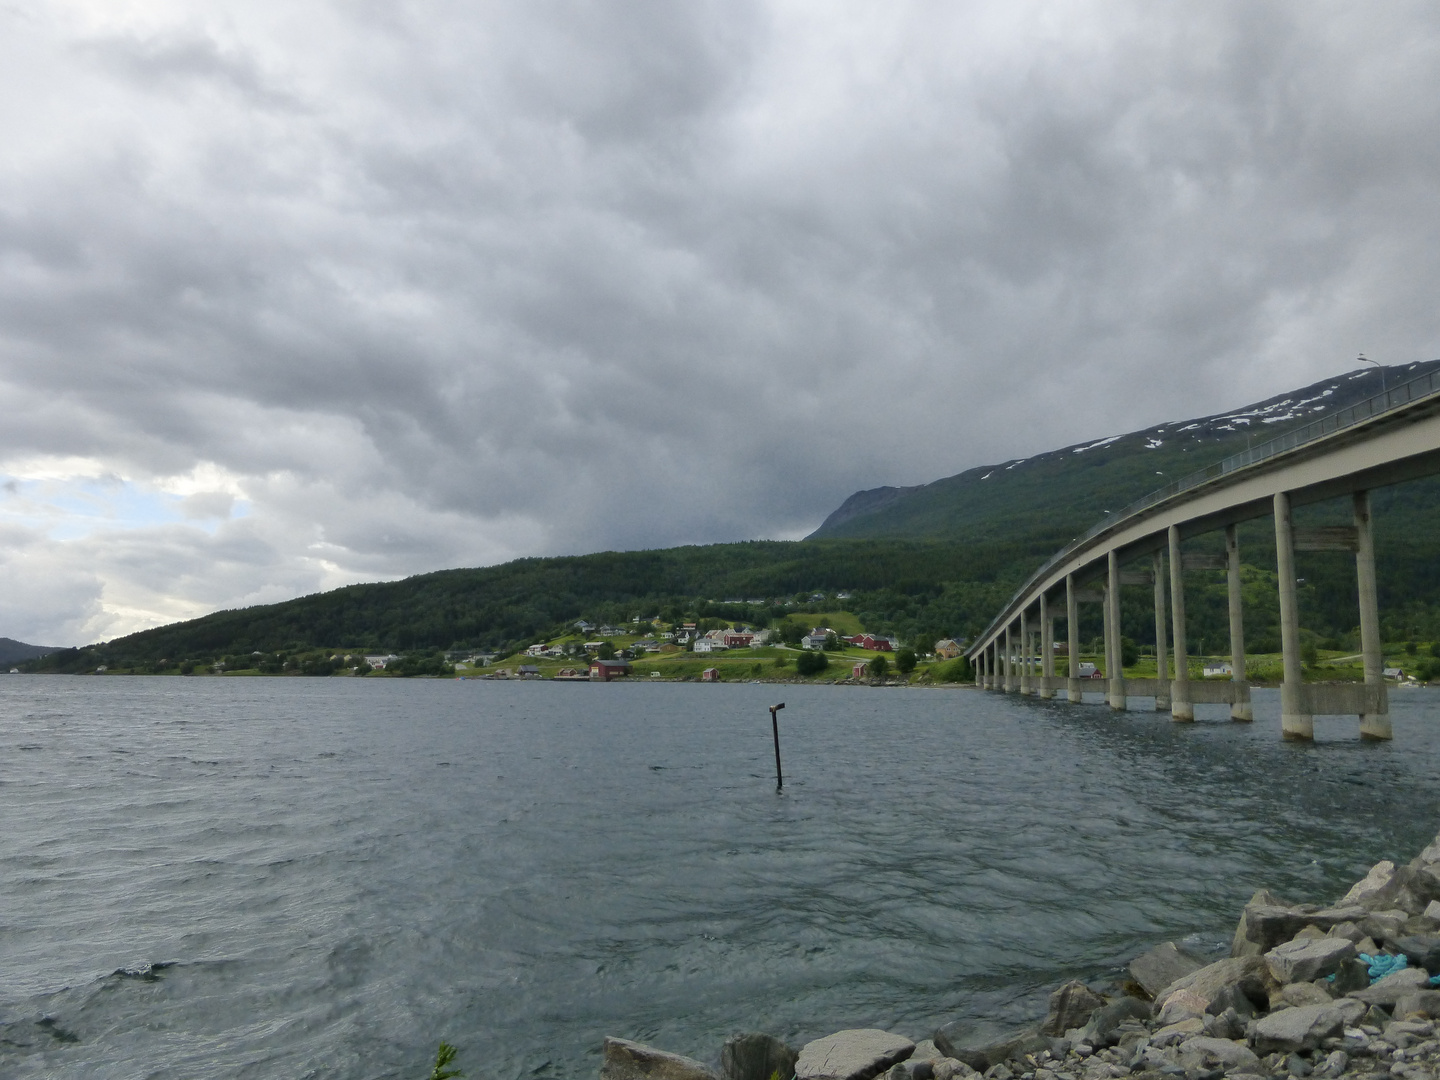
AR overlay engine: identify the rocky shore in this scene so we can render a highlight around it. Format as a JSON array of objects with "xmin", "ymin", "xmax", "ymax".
[{"xmin": 599, "ymin": 830, "xmax": 1440, "ymax": 1080}]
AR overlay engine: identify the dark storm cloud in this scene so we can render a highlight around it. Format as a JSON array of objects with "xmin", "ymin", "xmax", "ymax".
[{"xmin": 2, "ymin": 0, "xmax": 1440, "ymax": 642}]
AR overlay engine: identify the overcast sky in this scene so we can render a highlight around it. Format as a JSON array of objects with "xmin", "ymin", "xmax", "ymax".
[{"xmin": 3, "ymin": 1, "xmax": 1440, "ymax": 645}]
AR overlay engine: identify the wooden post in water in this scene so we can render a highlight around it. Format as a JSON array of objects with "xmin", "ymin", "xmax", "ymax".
[{"xmin": 770, "ymin": 703, "xmax": 785, "ymax": 789}]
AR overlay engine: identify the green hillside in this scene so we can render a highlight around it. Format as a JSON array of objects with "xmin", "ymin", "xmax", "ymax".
[{"xmin": 25, "ymin": 360, "xmax": 1440, "ymax": 677}]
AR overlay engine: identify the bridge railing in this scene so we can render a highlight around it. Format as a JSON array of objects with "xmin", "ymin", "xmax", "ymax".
[{"xmin": 974, "ymin": 365, "xmax": 1440, "ymax": 651}]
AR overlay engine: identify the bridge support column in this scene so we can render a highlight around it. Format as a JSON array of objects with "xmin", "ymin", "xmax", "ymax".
[
  {"xmin": 1168, "ymin": 525, "xmax": 1194, "ymax": 722},
  {"xmin": 1226, "ymin": 524, "xmax": 1252, "ymax": 722},
  {"xmin": 1040, "ymin": 593, "xmax": 1055, "ymax": 699},
  {"xmin": 1355, "ymin": 491, "xmax": 1392, "ymax": 740},
  {"xmin": 1107, "ymin": 551, "xmax": 1126, "ymax": 710},
  {"xmin": 1066, "ymin": 573, "xmax": 1081, "ymax": 702},
  {"xmin": 1274, "ymin": 491, "xmax": 1313, "ymax": 739},
  {"xmin": 1004, "ymin": 623, "xmax": 1014, "ymax": 692},
  {"xmin": 1153, "ymin": 550, "xmax": 1170, "ymax": 711},
  {"xmin": 989, "ymin": 641, "xmax": 998, "ymax": 689},
  {"xmin": 1019, "ymin": 608, "xmax": 1031, "ymax": 695}
]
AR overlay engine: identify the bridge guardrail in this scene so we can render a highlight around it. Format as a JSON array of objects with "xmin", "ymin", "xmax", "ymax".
[{"xmin": 974, "ymin": 365, "xmax": 1440, "ymax": 652}]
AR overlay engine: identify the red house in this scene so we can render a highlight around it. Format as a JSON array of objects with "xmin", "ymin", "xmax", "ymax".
[
  {"xmin": 859, "ymin": 635, "xmax": 893, "ymax": 651},
  {"xmin": 590, "ymin": 659, "xmax": 632, "ymax": 681},
  {"xmin": 701, "ymin": 667, "xmax": 720, "ymax": 682}
]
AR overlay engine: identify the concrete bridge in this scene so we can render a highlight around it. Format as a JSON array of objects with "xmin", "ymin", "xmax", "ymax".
[{"xmin": 965, "ymin": 365, "xmax": 1440, "ymax": 740}]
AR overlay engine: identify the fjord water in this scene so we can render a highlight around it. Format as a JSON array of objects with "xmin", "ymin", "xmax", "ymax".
[{"xmin": 3, "ymin": 679, "xmax": 1438, "ymax": 1079}]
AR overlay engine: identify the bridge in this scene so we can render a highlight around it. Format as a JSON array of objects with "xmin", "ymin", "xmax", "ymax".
[{"xmin": 965, "ymin": 365, "xmax": 1440, "ymax": 740}]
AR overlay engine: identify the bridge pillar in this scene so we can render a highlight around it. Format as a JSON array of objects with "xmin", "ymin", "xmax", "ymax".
[
  {"xmin": 1004, "ymin": 623, "xmax": 1014, "ymax": 692},
  {"xmin": 1168, "ymin": 525, "xmax": 1194, "ymax": 722},
  {"xmin": 1019, "ymin": 608, "xmax": 1031, "ymax": 695},
  {"xmin": 1355, "ymin": 491, "xmax": 1392, "ymax": 740},
  {"xmin": 1066, "ymin": 573, "xmax": 1082, "ymax": 702},
  {"xmin": 1107, "ymin": 551, "xmax": 1126, "ymax": 709},
  {"xmin": 1040, "ymin": 593, "xmax": 1055, "ymax": 699},
  {"xmin": 989, "ymin": 641, "xmax": 998, "ymax": 689},
  {"xmin": 1152, "ymin": 550, "xmax": 1170, "ymax": 711},
  {"xmin": 1274, "ymin": 491, "xmax": 1314, "ymax": 739},
  {"xmin": 1226, "ymin": 524, "xmax": 1253, "ymax": 722}
]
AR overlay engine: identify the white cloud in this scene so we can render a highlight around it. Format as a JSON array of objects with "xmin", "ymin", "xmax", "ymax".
[{"xmin": 2, "ymin": 0, "xmax": 1440, "ymax": 643}]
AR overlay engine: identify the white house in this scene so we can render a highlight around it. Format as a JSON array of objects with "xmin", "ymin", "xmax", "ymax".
[
  {"xmin": 1202, "ymin": 661, "xmax": 1233, "ymax": 678},
  {"xmin": 365, "ymin": 654, "xmax": 400, "ymax": 670}
]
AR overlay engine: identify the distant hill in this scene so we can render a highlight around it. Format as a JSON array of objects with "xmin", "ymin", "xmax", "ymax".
[
  {"xmin": 810, "ymin": 360, "xmax": 1440, "ymax": 544},
  {"xmin": 0, "ymin": 638, "xmax": 63, "ymax": 665},
  {"xmin": 24, "ymin": 360, "xmax": 1440, "ymax": 677}
]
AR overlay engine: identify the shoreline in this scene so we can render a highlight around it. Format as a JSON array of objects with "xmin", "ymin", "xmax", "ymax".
[{"xmin": 599, "ymin": 831, "xmax": 1440, "ymax": 1080}]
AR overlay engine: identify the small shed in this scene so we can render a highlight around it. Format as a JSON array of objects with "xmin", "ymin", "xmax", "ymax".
[{"xmin": 701, "ymin": 667, "xmax": 720, "ymax": 682}]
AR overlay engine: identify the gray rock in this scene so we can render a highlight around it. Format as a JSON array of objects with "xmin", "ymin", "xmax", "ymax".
[
  {"xmin": 1209, "ymin": 984, "xmax": 1259, "ymax": 1020},
  {"xmin": 932, "ymin": 1024, "xmax": 1044, "ymax": 1072},
  {"xmin": 1266, "ymin": 939, "xmax": 1357, "ymax": 985},
  {"xmin": 1202, "ymin": 1008, "xmax": 1247, "ymax": 1042},
  {"xmin": 1424, "ymin": 901, "xmax": 1440, "ymax": 923},
  {"xmin": 1156, "ymin": 956, "xmax": 1273, "ymax": 1014},
  {"xmin": 1043, "ymin": 981, "xmax": 1106, "ymax": 1037},
  {"xmin": 1348, "ymin": 967, "xmax": 1431, "ymax": 1006},
  {"xmin": 1148, "ymin": 1017, "xmax": 1203, "ymax": 1047},
  {"xmin": 1393, "ymin": 990, "xmax": 1440, "ymax": 1020},
  {"xmin": 602, "ymin": 1038, "xmax": 720, "ymax": 1080},
  {"xmin": 1393, "ymin": 936, "xmax": 1440, "ymax": 974},
  {"xmin": 1327, "ymin": 921, "xmax": 1364, "ymax": 944},
  {"xmin": 1079, "ymin": 999, "xmax": 1153, "ymax": 1048},
  {"xmin": 721, "ymin": 1034, "xmax": 799, "ymax": 1080},
  {"xmin": 1232, "ymin": 890, "xmax": 1285, "ymax": 959},
  {"xmin": 1130, "ymin": 943, "xmax": 1204, "ymax": 999},
  {"xmin": 910, "ymin": 1042, "xmax": 942, "ymax": 1063},
  {"xmin": 1283, "ymin": 1051, "xmax": 1312, "ymax": 1076},
  {"xmin": 1176, "ymin": 1036, "xmax": 1261, "ymax": 1074},
  {"xmin": 1275, "ymin": 982, "xmax": 1335, "ymax": 1009},
  {"xmin": 796, "ymin": 1031, "xmax": 915, "ymax": 1080},
  {"xmin": 1359, "ymin": 910, "xmax": 1412, "ymax": 945},
  {"xmin": 1156, "ymin": 988, "xmax": 1210, "ymax": 1026},
  {"xmin": 1244, "ymin": 906, "xmax": 1370, "ymax": 954},
  {"xmin": 1313, "ymin": 1050, "xmax": 1349, "ymax": 1079},
  {"xmin": 1344, "ymin": 862, "xmax": 1399, "ymax": 908},
  {"xmin": 1331, "ymin": 958, "xmax": 1371, "ymax": 996},
  {"xmin": 931, "ymin": 1061, "xmax": 974, "ymax": 1080},
  {"xmin": 1248, "ymin": 999, "xmax": 1366, "ymax": 1055}
]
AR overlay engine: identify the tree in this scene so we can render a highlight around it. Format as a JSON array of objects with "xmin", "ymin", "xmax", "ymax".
[
  {"xmin": 595, "ymin": 642, "xmax": 615, "ymax": 660},
  {"xmin": 894, "ymin": 648, "xmax": 916, "ymax": 674},
  {"xmin": 867, "ymin": 654, "xmax": 889, "ymax": 678},
  {"xmin": 780, "ymin": 621, "xmax": 804, "ymax": 646},
  {"xmin": 824, "ymin": 631, "xmax": 842, "ymax": 651},
  {"xmin": 1120, "ymin": 636, "xmax": 1138, "ymax": 668},
  {"xmin": 796, "ymin": 649, "xmax": 829, "ymax": 675}
]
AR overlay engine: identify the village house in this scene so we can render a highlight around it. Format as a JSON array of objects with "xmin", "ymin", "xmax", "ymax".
[
  {"xmin": 693, "ymin": 638, "xmax": 726, "ymax": 654},
  {"xmin": 364, "ymin": 654, "xmax": 400, "ymax": 670},
  {"xmin": 800, "ymin": 630, "xmax": 830, "ymax": 650},
  {"xmin": 934, "ymin": 639, "xmax": 963, "ymax": 659},
  {"xmin": 590, "ymin": 659, "xmax": 632, "ymax": 681},
  {"xmin": 518, "ymin": 665, "xmax": 541, "ymax": 679},
  {"xmin": 852, "ymin": 661, "xmax": 869, "ymax": 679},
  {"xmin": 1202, "ymin": 661, "xmax": 1233, "ymax": 678},
  {"xmin": 721, "ymin": 630, "xmax": 754, "ymax": 649}
]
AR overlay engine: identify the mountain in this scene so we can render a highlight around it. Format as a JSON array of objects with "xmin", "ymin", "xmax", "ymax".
[
  {"xmin": 0, "ymin": 638, "xmax": 63, "ymax": 666},
  {"xmin": 809, "ymin": 360, "xmax": 1440, "ymax": 544},
  {"xmin": 23, "ymin": 360, "xmax": 1440, "ymax": 677}
]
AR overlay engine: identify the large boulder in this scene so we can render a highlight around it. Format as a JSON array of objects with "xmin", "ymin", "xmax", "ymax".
[
  {"xmin": 721, "ymin": 1034, "xmax": 799, "ymax": 1080},
  {"xmin": 931, "ymin": 1023, "xmax": 1044, "ymax": 1071},
  {"xmin": 1078, "ymin": 998, "xmax": 1151, "ymax": 1048},
  {"xmin": 795, "ymin": 1030, "xmax": 914, "ymax": 1080},
  {"xmin": 1342, "ymin": 861, "xmax": 1399, "ymax": 907},
  {"xmin": 1129, "ymin": 943, "xmax": 1203, "ymax": 999},
  {"xmin": 1346, "ymin": 966, "xmax": 1431, "ymax": 1005},
  {"xmin": 1247, "ymin": 999, "xmax": 1366, "ymax": 1055},
  {"xmin": 1394, "ymin": 990, "xmax": 1440, "ymax": 1020},
  {"xmin": 1177, "ymin": 1036, "xmax": 1262, "ymax": 1075},
  {"xmin": 1154, "ymin": 955, "xmax": 1272, "ymax": 1013},
  {"xmin": 1231, "ymin": 889, "xmax": 1284, "ymax": 958},
  {"xmin": 1393, "ymin": 935, "xmax": 1440, "ymax": 974},
  {"xmin": 1265, "ymin": 937, "xmax": 1356, "ymax": 984},
  {"xmin": 1040, "ymin": 980, "xmax": 1105, "ymax": 1037},
  {"xmin": 602, "ymin": 1038, "xmax": 719, "ymax": 1080},
  {"xmin": 1242, "ymin": 905, "xmax": 1370, "ymax": 953}
]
